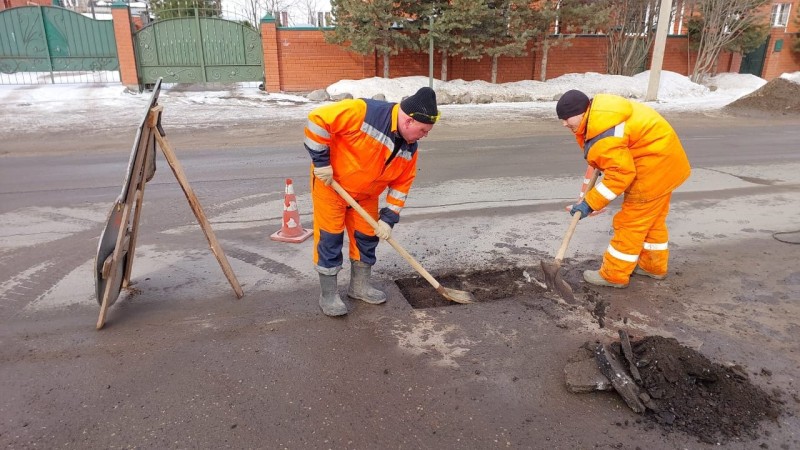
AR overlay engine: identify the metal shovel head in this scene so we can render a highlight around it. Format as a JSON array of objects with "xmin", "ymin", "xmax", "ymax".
[
  {"xmin": 437, "ymin": 285, "xmax": 475, "ymax": 304},
  {"xmin": 541, "ymin": 259, "xmax": 576, "ymax": 304}
]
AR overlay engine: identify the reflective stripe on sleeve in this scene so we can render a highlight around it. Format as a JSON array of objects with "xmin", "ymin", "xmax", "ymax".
[
  {"xmin": 304, "ymin": 136, "xmax": 327, "ymax": 153},
  {"xmin": 387, "ymin": 188, "xmax": 408, "ymax": 202},
  {"xmin": 613, "ymin": 122, "xmax": 625, "ymax": 137},
  {"xmin": 306, "ymin": 120, "xmax": 330, "ymax": 139},
  {"xmin": 387, "ymin": 204, "xmax": 402, "ymax": 213},
  {"xmin": 607, "ymin": 244, "xmax": 639, "ymax": 262},
  {"xmin": 595, "ymin": 181, "xmax": 618, "ymax": 201},
  {"xmin": 643, "ymin": 241, "xmax": 669, "ymax": 251}
]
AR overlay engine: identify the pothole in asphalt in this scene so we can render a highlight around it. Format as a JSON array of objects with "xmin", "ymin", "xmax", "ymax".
[{"xmin": 395, "ymin": 266, "xmax": 547, "ymax": 309}]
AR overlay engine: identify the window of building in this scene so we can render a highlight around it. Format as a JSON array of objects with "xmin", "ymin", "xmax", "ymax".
[{"xmin": 771, "ymin": 3, "xmax": 792, "ymax": 27}]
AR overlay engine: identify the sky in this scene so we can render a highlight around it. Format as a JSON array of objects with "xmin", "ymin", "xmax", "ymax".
[{"xmin": 2, "ymin": 70, "xmax": 798, "ymax": 136}]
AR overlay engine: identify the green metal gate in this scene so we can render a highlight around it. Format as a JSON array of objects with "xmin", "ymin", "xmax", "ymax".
[
  {"xmin": 134, "ymin": 12, "xmax": 264, "ymax": 86},
  {"xmin": 0, "ymin": 6, "xmax": 119, "ymax": 84},
  {"xmin": 740, "ymin": 38, "xmax": 770, "ymax": 77}
]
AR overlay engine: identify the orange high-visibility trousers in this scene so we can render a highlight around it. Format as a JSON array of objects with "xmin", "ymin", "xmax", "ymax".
[
  {"xmin": 311, "ymin": 176, "xmax": 380, "ymax": 275},
  {"xmin": 599, "ymin": 193, "xmax": 672, "ymax": 284}
]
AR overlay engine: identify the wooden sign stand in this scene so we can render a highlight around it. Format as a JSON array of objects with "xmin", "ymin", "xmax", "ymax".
[{"xmin": 96, "ymin": 100, "xmax": 243, "ymax": 330}]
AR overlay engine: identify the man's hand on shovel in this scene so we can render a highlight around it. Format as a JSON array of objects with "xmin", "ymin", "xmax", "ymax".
[
  {"xmin": 375, "ymin": 220, "xmax": 392, "ymax": 240},
  {"xmin": 569, "ymin": 201, "xmax": 593, "ymax": 219},
  {"xmin": 313, "ymin": 165, "xmax": 334, "ymax": 186}
]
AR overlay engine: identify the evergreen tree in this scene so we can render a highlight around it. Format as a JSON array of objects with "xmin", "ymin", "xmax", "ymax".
[
  {"xmin": 474, "ymin": 0, "xmax": 539, "ymax": 83},
  {"xmin": 421, "ymin": 0, "xmax": 488, "ymax": 81},
  {"xmin": 325, "ymin": 0, "xmax": 420, "ymax": 78},
  {"xmin": 535, "ymin": 0, "xmax": 610, "ymax": 81}
]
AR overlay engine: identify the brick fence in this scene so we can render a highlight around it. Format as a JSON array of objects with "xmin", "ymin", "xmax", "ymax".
[{"xmin": 111, "ymin": 6, "xmax": 798, "ymax": 93}]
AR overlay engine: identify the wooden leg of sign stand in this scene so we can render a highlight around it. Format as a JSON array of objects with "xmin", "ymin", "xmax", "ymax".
[
  {"xmin": 122, "ymin": 134, "xmax": 153, "ymax": 289},
  {"xmin": 123, "ymin": 186, "xmax": 145, "ymax": 289},
  {"xmin": 148, "ymin": 106, "xmax": 244, "ymax": 299}
]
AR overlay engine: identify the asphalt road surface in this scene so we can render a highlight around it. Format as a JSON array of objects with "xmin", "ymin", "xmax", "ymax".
[{"xmin": 1, "ymin": 110, "xmax": 799, "ymax": 448}]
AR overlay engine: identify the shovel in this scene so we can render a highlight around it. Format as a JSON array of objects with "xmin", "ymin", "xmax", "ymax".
[
  {"xmin": 330, "ymin": 180, "xmax": 474, "ymax": 304},
  {"xmin": 541, "ymin": 169, "xmax": 600, "ymax": 303}
]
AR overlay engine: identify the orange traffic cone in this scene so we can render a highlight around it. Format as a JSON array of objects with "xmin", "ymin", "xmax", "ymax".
[
  {"xmin": 565, "ymin": 165, "xmax": 605, "ymax": 217},
  {"xmin": 270, "ymin": 178, "xmax": 313, "ymax": 243}
]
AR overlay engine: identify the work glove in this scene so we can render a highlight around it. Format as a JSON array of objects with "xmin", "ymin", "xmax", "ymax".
[
  {"xmin": 569, "ymin": 200, "xmax": 593, "ymax": 220},
  {"xmin": 313, "ymin": 165, "xmax": 333, "ymax": 186},
  {"xmin": 375, "ymin": 220, "xmax": 393, "ymax": 240}
]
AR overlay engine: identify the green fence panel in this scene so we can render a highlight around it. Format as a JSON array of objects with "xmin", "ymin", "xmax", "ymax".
[
  {"xmin": 136, "ymin": 18, "xmax": 204, "ymax": 83},
  {"xmin": 201, "ymin": 18, "xmax": 263, "ymax": 82},
  {"xmin": 0, "ymin": 7, "xmax": 51, "ymax": 73},
  {"xmin": 135, "ymin": 15, "xmax": 263, "ymax": 85},
  {"xmin": 42, "ymin": 6, "xmax": 118, "ymax": 71},
  {"xmin": 0, "ymin": 6, "xmax": 118, "ymax": 83}
]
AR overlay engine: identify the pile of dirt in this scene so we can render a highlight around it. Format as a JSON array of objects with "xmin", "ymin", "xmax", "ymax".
[
  {"xmin": 725, "ymin": 77, "xmax": 800, "ymax": 115},
  {"xmin": 614, "ymin": 335, "xmax": 782, "ymax": 444}
]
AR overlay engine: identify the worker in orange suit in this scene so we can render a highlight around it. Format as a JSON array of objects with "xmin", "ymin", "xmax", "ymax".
[
  {"xmin": 556, "ymin": 89, "xmax": 691, "ymax": 288},
  {"xmin": 304, "ymin": 87, "xmax": 439, "ymax": 316}
]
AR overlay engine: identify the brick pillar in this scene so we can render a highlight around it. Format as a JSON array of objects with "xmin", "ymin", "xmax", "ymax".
[
  {"xmin": 727, "ymin": 52, "xmax": 743, "ymax": 74},
  {"xmin": 111, "ymin": 3, "xmax": 139, "ymax": 89},
  {"xmin": 261, "ymin": 15, "xmax": 281, "ymax": 93}
]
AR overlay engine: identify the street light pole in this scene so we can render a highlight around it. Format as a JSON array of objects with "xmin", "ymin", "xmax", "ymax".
[
  {"xmin": 646, "ymin": 0, "xmax": 674, "ymax": 101},
  {"xmin": 428, "ymin": 14, "xmax": 434, "ymax": 88}
]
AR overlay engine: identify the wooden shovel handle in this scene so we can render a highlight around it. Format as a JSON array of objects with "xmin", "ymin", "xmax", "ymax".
[
  {"xmin": 555, "ymin": 168, "xmax": 600, "ymax": 262},
  {"xmin": 330, "ymin": 180, "xmax": 442, "ymax": 289}
]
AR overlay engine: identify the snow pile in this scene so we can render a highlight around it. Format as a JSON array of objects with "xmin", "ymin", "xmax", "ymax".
[
  {"xmin": 0, "ymin": 70, "xmax": 792, "ymax": 134},
  {"xmin": 780, "ymin": 71, "xmax": 800, "ymax": 84},
  {"xmin": 704, "ymin": 72, "xmax": 768, "ymax": 98},
  {"xmin": 328, "ymin": 71, "xmax": 742, "ymax": 106}
]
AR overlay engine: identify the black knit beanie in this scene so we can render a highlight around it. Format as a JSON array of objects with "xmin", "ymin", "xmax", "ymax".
[
  {"xmin": 556, "ymin": 90, "xmax": 590, "ymax": 120},
  {"xmin": 400, "ymin": 87, "xmax": 439, "ymax": 124}
]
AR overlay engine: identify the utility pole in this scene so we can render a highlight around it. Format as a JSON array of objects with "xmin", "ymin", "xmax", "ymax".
[
  {"xmin": 645, "ymin": 0, "xmax": 674, "ymax": 101},
  {"xmin": 428, "ymin": 14, "xmax": 434, "ymax": 88}
]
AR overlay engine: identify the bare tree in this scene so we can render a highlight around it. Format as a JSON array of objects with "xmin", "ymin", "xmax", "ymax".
[
  {"xmin": 297, "ymin": 0, "xmax": 320, "ymax": 25},
  {"xmin": 235, "ymin": 0, "xmax": 297, "ymax": 27},
  {"xmin": 605, "ymin": 0, "xmax": 663, "ymax": 76},
  {"xmin": 686, "ymin": 0, "xmax": 770, "ymax": 82},
  {"xmin": 794, "ymin": 7, "xmax": 800, "ymax": 53}
]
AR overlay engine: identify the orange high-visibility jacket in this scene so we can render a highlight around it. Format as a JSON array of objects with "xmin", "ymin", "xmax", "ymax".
[
  {"xmin": 575, "ymin": 94, "xmax": 691, "ymax": 210},
  {"xmin": 304, "ymin": 98, "xmax": 418, "ymax": 224}
]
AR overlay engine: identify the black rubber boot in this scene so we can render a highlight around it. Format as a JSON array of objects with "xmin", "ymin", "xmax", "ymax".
[
  {"xmin": 319, "ymin": 273, "xmax": 347, "ymax": 316},
  {"xmin": 347, "ymin": 260, "xmax": 386, "ymax": 305}
]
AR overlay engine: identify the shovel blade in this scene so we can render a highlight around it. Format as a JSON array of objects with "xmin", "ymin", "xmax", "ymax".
[
  {"xmin": 541, "ymin": 260, "xmax": 577, "ymax": 304},
  {"xmin": 541, "ymin": 259, "xmax": 560, "ymax": 291},
  {"xmin": 552, "ymin": 271, "xmax": 576, "ymax": 304},
  {"xmin": 437, "ymin": 285, "xmax": 475, "ymax": 304}
]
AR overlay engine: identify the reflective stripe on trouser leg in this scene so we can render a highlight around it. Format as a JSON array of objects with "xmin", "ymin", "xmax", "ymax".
[
  {"xmin": 312, "ymin": 176, "xmax": 348, "ymax": 274},
  {"xmin": 344, "ymin": 195, "xmax": 380, "ymax": 265},
  {"xmin": 638, "ymin": 194, "xmax": 671, "ymax": 277},
  {"xmin": 600, "ymin": 194, "xmax": 673, "ymax": 285}
]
